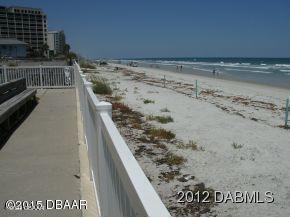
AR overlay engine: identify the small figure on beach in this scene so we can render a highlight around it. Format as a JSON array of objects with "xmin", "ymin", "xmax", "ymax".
[
  {"xmin": 176, "ymin": 65, "xmax": 179, "ymax": 70},
  {"xmin": 180, "ymin": 65, "xmax": 183, "ymax": 71},
  {"xmin": 212, "ymin": 68, "xmax": 216, "ymax": 76}
]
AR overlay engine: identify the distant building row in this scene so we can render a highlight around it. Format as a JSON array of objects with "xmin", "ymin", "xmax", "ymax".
[{"xmin": 0, "ymin": 5, "xmax": 66, "ymax": 58}]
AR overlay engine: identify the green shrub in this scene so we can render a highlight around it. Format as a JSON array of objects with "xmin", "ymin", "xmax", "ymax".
[
  {"xmin": 99, "ymin": 61, "xmax": 108, "ymax": 66},
  {"xmin": 146, "ymin": 128, "xmax": 175, "ymax": 140},
  {"xmin": 91, "ymin": 77, "xmax": 112, "ymax": 95},
  {"xmin": 143, "ymin": 99, "xmax": 155, "ymax": 104},
  {"xmin": 232, "ymin": 142, "xmax": 243, "ymax": 149}
]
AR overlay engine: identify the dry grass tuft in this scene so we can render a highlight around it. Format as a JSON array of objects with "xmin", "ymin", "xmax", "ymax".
[
  {"xmin": 80, "ymin": 61, "xmax": 96, "ymax": 69},
  {"xmin": 157, "ymin": 153, "xmax": 186, "ymax": 166},
  {"xmin": 112, "ymin": 102, "xmax": 132, "ymax": 113},
  {"xmin": 159, "ymin": 170, "xmax": 180, "ymax": 182},
  {"xmin": 177, "ymin": 140, "xmax": 198, "ymax": 150},
  {"xmin": 146, "ymin": 127, "xmax": 175, "ymax": 140},
  {"xmin": 147, "ymin": 115, "xmax": 174, "ymax": 124},
  {"xmin": 112, "ymin": 102, "xmax": 144, "ymax": 128}
]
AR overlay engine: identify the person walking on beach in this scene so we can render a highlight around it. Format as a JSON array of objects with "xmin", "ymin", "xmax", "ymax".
[
  {"xmin": 180, "ymin": 65, "xmax": 183, "ymax": 71},
  {"xmin": 176, "ymin": 65, "xmax": 179, "ymax": 70},
  {"xmin": 212, "ymin": 68, "xmax": 216, "ymax": 76}
]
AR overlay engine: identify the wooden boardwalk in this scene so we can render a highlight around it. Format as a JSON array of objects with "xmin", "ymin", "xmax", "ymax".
[{"xmin": 0, "ymin": 89, "xmax": 81, "ymax": 216}]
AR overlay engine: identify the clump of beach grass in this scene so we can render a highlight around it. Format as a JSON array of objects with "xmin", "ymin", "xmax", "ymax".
[
  {"xmin": 157, "ymin": 153, "xmax": 186, "ymax": 166},
  {"xmin": 177, "ymin": 140, "xmax": 198, "ymax": 150},
  {"xmin": 80, "ymin": 61, "xmax": 96, "ymax": 69},
  {"xmin": 160, "ymin": 170, "xmax": 180, "ymax": 182},
  {"xmin": 91, "ymin": 76, "xmax": 112, "ymax": 95},
  {"xmin": 147, "ymin": 115, "xmax": 173, "ymax": 124},
  {"xmin": 160, "ymin": 107, "xmax": 170, "ymax": 112},
  {"xmin": 111, "ymin": 95, "xmax": 123, "ymax": 102},
  {"xmin": 232, "ymin": 142, "xmax": 243, "ymax": 149},
  {"xmin": 143, "ymin": 99, "xmax": 155, "ymax": 104},
  {"xmin": 146, "ymin": 127, "xmax": 175, "ymax": 140}
]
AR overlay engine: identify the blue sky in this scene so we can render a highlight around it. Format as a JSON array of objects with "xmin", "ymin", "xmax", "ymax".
[{"xmin": 1, "ymin": 0, "xmax": 290, "ymax": 58}]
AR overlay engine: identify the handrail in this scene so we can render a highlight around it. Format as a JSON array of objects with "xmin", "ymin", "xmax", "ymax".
[
  {"xmin": 0, "ymin": 65, "xmax": 75, "ymax": 88},
  {"xmin": 74, "ymin": 61, "xmax": 170, "ymax": 217}
]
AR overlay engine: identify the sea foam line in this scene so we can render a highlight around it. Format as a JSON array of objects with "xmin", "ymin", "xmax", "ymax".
[{"xmin": 224, "ymin": 68, "xmax": 272, "ymax": 74}]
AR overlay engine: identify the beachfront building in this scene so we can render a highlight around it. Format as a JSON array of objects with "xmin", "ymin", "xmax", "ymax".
[
  {"xmin": 47, "ymin": 30, "xmax": 65, "ymax": 57},
  {"xmin": 0, "ymin": 38, "xmax": 27, "ymax": 58},
  {"xmin": 0, "ymin": 6, "xmax": 47, "ymax": 56}
]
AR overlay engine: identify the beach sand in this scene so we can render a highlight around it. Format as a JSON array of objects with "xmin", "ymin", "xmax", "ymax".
[{"xmin": 87, "ymin": 63, "xmax": 290, "ymax": 216}]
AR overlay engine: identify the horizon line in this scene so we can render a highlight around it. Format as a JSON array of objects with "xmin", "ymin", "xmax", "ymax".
[{"xmin": 92, "ymin": 56, "xmax": 290, "ymax": 60}]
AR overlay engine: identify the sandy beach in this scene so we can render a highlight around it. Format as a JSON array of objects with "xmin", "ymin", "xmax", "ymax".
[{"xmin": 86, "ymin": 63, "xmax": 290, "ymax": 216}]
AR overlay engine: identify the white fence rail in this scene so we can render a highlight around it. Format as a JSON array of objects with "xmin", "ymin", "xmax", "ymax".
[
  {"xmin": 0, "ymin": 66, "xmax": 75, "ymax": 88},
  {"xmin": 74, "ymin": 62, "xmax": 170, "ymax": 216}
]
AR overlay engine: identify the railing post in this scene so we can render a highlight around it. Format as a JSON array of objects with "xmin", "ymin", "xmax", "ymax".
[
  {"xmin": 95, "ymin": 101, "xmax": 112, "ymax": 202},
  {"xmin": 79, "ymin": 73, "xmax": 86, "ymax": 113},
  {"xmin": 81, "ymin": 80, "xmax": 93, "ymax": 141},
  {"xmin": 39, "ymin": 65, "xmax": 43, "ymax": 88},
  {"xmin": 3, "ymin": 65, "xmax": 7, "ymax": 83},
  {"xmin": 80, "ymin": 73, "xmax": 86, "ymax": 83},
  {"xmin": 285, "ymin": 97, "xmax": 289, "ymax": 128},
  {"xmin": 195, "ymin": 79, "xmax": 198, "ymax": 98},
  {"xmin": 84, "ymin": 80, "xmax": 92, "ymax": 87},
  {"xmin": 83, "ymin": 81, "xmax": 93, "ymax": 181},
  {"xmin": 96, "ymin": 101, "xmax": 112, "ymax": 118}
]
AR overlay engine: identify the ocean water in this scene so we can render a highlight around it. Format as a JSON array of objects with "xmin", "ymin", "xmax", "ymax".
[{"xmin": 121, "ymin": 58, "xmax": 290, "ymax": 89}]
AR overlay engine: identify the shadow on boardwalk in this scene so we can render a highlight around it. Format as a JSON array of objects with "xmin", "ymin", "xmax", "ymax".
[
  {"xmin": 0, "ymin": 89, "xmax": 81, "ymax": 216},
  {"xmin": 0, "ymin": 101, "xmax": 37, "ymax": 150}
]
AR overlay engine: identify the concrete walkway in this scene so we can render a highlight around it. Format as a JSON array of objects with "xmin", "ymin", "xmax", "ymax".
[{"xmin": 0, "ymin": 89, "xmax": 81, "ymax": 216}]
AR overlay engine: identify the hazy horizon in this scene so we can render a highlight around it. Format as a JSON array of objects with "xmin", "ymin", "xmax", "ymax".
[{"xmin": 118, "ymin": 56, "xmax": 290, "ymax": 60}]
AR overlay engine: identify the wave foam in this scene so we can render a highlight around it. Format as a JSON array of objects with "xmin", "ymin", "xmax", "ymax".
[
  {"xmin": 192, "ymin": 67, "xmax": 212, "ymax": 72},
  {"xmin": 225, "ymin": 68, "xmax": 272, "ymax": 74},
  {"xmin": 275, "ymin": 64, "xmax": 290, "ymax": 68}
]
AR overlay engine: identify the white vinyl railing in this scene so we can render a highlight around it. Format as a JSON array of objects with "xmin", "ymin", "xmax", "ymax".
[
  {"xmin": 74, "ymin": 62, "xmax": 170, "ymax": 217},
  {"xmin": 0, "ymin": 65, "xmax": 75, "ymax": 88}
]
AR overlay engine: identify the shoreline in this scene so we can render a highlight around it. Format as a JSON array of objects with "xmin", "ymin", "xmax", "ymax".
[
  {"xmin": 128, "ymin": 62, "xmax": 290, "ymax": 90},
  {"xmin": 115, "ymin": 64, "xmax": 290, "ymax": 98},
  {"xmin": 188, "ymin": 67, "xmax": 290, "ymax": 91}
]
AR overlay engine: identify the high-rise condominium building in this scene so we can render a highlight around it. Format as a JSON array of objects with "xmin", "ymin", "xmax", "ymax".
[
  {"xmin": 47, "ymin": 30, "xmax": 65, "ymax": 56},
  {"xmin": 0, "ymin": 6, "xmax": 47, "ymax": 56}
]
